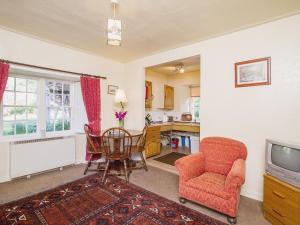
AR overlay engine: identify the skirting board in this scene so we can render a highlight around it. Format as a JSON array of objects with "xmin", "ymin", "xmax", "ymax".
[
  {"xmin": 0, "ymin": 176, "xmax": 11, "ymax": 183},
  {"xmin": 241, "ymin": 189, "xmax": 263, "ymax": 201}
]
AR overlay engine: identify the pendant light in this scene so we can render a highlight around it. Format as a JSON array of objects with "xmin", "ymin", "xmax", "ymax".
[{"xmin": 107, "ymin": 0, "xmax": 122, "ymax": 46}]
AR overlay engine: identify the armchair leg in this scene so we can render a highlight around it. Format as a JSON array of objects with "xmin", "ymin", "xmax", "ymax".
[
  {"xmin": 227, "ymin": 216, "xmax": 237, "ymax": 225},
  {"xmin": 179, "ymin": 197, "xmax": 186, "ymax": 204}
]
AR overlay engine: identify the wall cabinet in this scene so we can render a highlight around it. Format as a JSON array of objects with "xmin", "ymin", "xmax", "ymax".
[
  {"xmin": 164, "ymin": 85, "xmax": 174, "ymax": 110},
  {"xmin": 145, "ymin": 81, "xmax": 152, "ymax": 108}
]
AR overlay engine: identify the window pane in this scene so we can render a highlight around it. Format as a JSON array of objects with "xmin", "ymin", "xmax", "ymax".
[
  {"xmin": 16, "ymin": 121, "xmax": 26, "ymax": 135},
  {"xmin": 47, "ymin": 108, "xmax": 57, "ymax": 120},
  {"xmin": 3, "ymin": 122, "xmax": 15, "ymax": 136},
  {"xmin": 55, "ymin": 83, "xmax": 62, "ymax": 94},
  {"xmin": 56, "ymin": 109, "xmax": 64, "ymax": 119},
  {"xmin": 55, "ymin": 120, "xmax": 63, "ymax": 131},
  {"xmin": 63, "ymin": 84, "xmax": 70, "ymax": 94},
  {"xmin": 27, "ymin": 80, "xmax": 37, "ymax": 93},
  {"xmin": 3, "ymin": 107, "xmax": 15, "ymax": 121},
  {"xmin": 63, "ymin": 95, "xmax": 70, "ymax": 106},
  {"xmin": 54, "ymin": 95, "xmax": 62, "ymax": 106},
  {"xmin": 16, "ymin": 78, "xmax": 26, "ymax": 92},
  {"xmin": 3, "ymin": 91, "xmax": 14, "ymax": 105},
  {"xmin": 27, "ymin": 93, "xmax": 37, "ymax": 106},
  {"xmin": 15, "ymin": 107, "xmax": 27, "ymax": 120},
  {"xmin": 27, "ymin": 107, "xmax": 37, "ymax": 120},
  {"xmin": 64, "ymin": 120, "xmax": 71, "ymax": 130},
  {"xmin": 5, "ymin": 77, "xmax": 14, "ymax": 91},
  {"xmin": 46, "ymin": 120, "xmax": 54, "ymax": 132},
  {"xmin": 16, "ymin": 92, "xmax": 26, "ymax": 105},
  {"xmin": 46, "ymin": 81, "xmax": 54, "ymax": 93},
  {"xmin": 27, "ymin": 121, "xmax": 37, "ymax": 134},
  {"xmin": 64, "ymin": 107, "xmax": 71, "ymax": 119},
  {"xmin": 46, "ymin": 93, "xmax": 54, "ymax": 106}
]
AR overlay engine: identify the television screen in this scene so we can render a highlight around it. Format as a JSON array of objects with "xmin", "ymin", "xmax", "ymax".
[{"xmin": 271, "ymin": 144, "xmax": 300, "ymax": 173}]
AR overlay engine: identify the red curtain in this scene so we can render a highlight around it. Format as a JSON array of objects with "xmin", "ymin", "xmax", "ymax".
[
  {"xmin": 0, "ymin": 62, "xmax": 9, "ymax": 103},
  {"xmin": 80, "ymin": 76, "xmax": 101, "ymax": 160}
]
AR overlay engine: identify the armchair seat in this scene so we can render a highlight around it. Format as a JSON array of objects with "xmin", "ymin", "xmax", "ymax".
[
  {"xmin": 175, "ymin": 137, "xmax": 247, "ymax": 224},
  {"xmin": 186, "ymin": 172, "xmax": 230, "ymax": 200}
]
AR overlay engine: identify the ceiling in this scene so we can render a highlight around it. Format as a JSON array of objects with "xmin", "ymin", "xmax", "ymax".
[
  {"xmin": 0, "ymin": 0, "xmax": 300, "ymax": 62},
  {"xmin": 147, "ymin": 55, "xmax": 200, "ymax": 75}
]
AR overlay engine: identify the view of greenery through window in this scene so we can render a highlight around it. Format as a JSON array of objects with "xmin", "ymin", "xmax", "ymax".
[
  {"xmin": 2, "ymin": 77, "xmax": 37, "ymax": 136},
  {"xmin": 45, "ymin": 81, "xmax": 71, "ymax": 132},
  {"xmin": 191, "ymin": 97, "xmax": 200, "ymax": 121},
  {"xmin": 1, "ymin": 77, "xmax": 72, "ymax": 137}
]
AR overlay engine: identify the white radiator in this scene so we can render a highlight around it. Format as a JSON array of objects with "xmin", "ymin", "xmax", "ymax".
[{"xmin": 10, "ymin": 136, "xmax": 75, "ymax": 178}]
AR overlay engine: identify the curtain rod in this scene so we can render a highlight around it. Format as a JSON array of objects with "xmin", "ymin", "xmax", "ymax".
[{"xmin": 0, "ymin": 59, "xmax": 107, "ymax": 80}]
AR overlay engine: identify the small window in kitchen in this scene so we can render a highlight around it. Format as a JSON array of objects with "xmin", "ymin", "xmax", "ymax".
[{"xmin": 191, "ymin": 97, "xmax": 200, "ymax": 122}]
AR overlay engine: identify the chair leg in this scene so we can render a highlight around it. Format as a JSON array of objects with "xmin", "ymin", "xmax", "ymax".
[
  {"xmin": 227, "ymin": 216, "xmax": 237, "ymax": 225},
  {"xmin": 84, "ymin": 154, "xmax": 93, "ymax": 175},
  {"xmin": 123, "ymin": 160, "xmax": 129, "ymax": 183},
  {"xmin": 102, "ymin": 160, "xmax": 110, "ymax": 183},
  {"xmin": 139, "ymin": 152, "xmax": 148, "ymax": 171}
]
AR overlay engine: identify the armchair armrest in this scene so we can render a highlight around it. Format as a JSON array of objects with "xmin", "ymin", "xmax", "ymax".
[
  {"xmin": 225, "ymin": 159, "xmax": 246, "ymax": 193},
  {"xmin": 175, "ymin": 152, "xmax": 205, "ymax": 182}
]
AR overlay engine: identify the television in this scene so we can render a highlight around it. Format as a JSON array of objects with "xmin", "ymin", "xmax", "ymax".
[{"xmin": 266, "ymin": 139, "xmax": 300, "ymax": 188}]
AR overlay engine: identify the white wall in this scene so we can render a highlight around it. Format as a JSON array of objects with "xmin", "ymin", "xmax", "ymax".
[
  {"xmin": 0, "ymin": 28, "xmax": 125, "ymax": 180},
  {"xmin": 124, "ymin": 14, "xmax": 300, "ymax": 200}
]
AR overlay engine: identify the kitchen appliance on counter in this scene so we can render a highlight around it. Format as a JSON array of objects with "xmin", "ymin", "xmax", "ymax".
[
  {"xmin": 167, "ymin": 116, "xmax": 174, "ymax": 122},
  {"xmin": 145, "ymin": 113, "xmax": 153, "ymax": 125},
  {"xmin": 181, "ymin": 113, "xmax": 192, "ymax": 121}
]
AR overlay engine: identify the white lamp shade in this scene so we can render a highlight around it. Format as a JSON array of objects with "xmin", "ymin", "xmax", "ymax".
[{"xmin": 115, "ymin": 89, "xmax": 127, "ymax": 103}]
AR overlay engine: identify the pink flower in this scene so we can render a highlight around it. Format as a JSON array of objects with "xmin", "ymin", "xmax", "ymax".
[{"xmin": 115, "ymin": 111, "xmax": 127, "ymax": 120}]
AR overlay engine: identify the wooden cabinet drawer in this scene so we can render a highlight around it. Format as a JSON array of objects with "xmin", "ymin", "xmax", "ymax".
[
  {"xmin": 264, "ymin": 175, "xmax": 300, "ymax": 207},
  {"xmin": 263, "ymin": 175, "xmax": 300, "ymax": 225}
]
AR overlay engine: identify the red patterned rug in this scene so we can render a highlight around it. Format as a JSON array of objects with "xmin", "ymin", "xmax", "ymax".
[{"xmin": 0, "ymin": 174, "xmax": 227, "ymax": 225}]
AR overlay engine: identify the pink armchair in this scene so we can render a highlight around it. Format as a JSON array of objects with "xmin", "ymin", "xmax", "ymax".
[{"xmin": 175, "ymin": 137, "xmax": 247, "ymax": 224}]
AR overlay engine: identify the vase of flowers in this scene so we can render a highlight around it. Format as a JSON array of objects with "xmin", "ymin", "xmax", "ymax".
[{"xmin": 115, "ymin": 111, "xmax": 127, "ymax": 128}]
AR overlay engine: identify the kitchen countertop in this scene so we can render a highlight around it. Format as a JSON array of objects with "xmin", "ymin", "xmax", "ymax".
[{"xmin": 148, "ymin": 121, "xmax": 200, "ymax": 127}]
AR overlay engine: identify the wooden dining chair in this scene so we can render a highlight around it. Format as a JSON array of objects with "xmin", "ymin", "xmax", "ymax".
[
  {"xmin": 83, "ymin": 124, "xmax": 105, "ymax": 175},
  {"xmin": 130, "ymin": 125, "xmax": 148, "ymax": 171},
  {"xmin": 101, "ymin": 127, "xmax": 132, "ymax": 183}
]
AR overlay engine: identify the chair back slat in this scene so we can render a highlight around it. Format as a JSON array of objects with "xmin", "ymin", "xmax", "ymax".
[{"xmin": 102, "ymin": 127, "xmax": 132, "ymax": 160}]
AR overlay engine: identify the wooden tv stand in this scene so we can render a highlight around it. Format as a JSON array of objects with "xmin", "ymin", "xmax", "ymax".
[{"xmin": 263, "ymin": 174, "xmax": 300, "ymax": 225}]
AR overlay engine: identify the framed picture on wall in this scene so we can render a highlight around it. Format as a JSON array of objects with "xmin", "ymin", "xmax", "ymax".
[
  {"xmin": 108, "ymin": 85, "xmax": 118, "ymax": 95},
  {"xmin": 235, "ymin": 57, "xmax": 271, "ymax": 88}
]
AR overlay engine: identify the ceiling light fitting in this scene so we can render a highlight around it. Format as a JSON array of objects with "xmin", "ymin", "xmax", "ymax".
[
  {"xmin": 107, "ymin": 0, "xmax": 122, "ymax": 46},
  {"xmin": 175, "ymin": 64, "xmax": 185, "ymax": 73}
]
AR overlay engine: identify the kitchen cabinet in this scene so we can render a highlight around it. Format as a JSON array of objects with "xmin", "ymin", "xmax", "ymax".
[
  {"xmin": 145, "ymin": 81, "xmax": 152, "ymax": 108},
  {"xmin": 164, "ymin": 85, "xmax": 174, "ymax": 110},
  {"xmin": 145, "ymin": 126, "xmax": 161, "ymax": 158}
]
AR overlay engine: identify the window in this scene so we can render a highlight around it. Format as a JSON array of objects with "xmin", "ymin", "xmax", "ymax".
[
  {"xmin": 2, "ymin": 77, "xmax": 38, "ymax": 136},
  {"xmin": 1, "ymin": 74, "xmax": 73, "ymax": 138},
  {"xmin": 191, "ymin": 97, "xmax": 200, "ymax": 122},
  {"xmin": 45, "ymin": 81, "xmax": 71, "ymax": 133}
]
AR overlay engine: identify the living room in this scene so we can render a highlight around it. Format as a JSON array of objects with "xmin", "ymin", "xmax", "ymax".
[{"xmin": 0, "ymin": 1, "xmax": 300, "ymax": 225}]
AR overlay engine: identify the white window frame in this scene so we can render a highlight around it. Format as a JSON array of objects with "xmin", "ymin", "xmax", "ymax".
[
  {"xmin": 44, "ymin": 79, "xmax": 74, "ymax": 136},
  {"xmin": 0, "ymin": 73, "xmax": 75, "ymax": 141},
  {"xmin": 0, "ymin": 74, "xmax": 40, "ymax": 139}
]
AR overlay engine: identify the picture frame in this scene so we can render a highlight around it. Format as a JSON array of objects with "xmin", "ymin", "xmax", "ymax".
[
  {"xmin": 107, "ymin": 85, "xmax": 118, "ymax": 95},
  {"xmin": 235, "ymin": 57, "xmax": 271, "ymax": 88}
]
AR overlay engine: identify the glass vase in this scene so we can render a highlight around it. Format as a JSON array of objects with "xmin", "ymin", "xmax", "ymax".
[{"xmin": 119, "ymin": 119, "xmax": 124, "ymax": 128}]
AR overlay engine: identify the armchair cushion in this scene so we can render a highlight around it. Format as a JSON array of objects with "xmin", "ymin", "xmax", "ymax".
[
  {"xmin": 175, "ymin": 152, "xmax": 205, "ymax": 182},
  {"xmin": 225, "ymin": 159, "xmax": 246, "ymax": 193},
  {"xmin": 186, "ymin": 172, "xmax": 231, "ymax": 199},
  {"xmin": 201, "ymin": 137, "xmax": 247, "ymax": 176}
]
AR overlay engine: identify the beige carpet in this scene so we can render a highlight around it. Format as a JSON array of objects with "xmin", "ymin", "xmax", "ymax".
[{"xmin": 0, "ymin": 164, "xmax": 270, "ymax": 225}]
